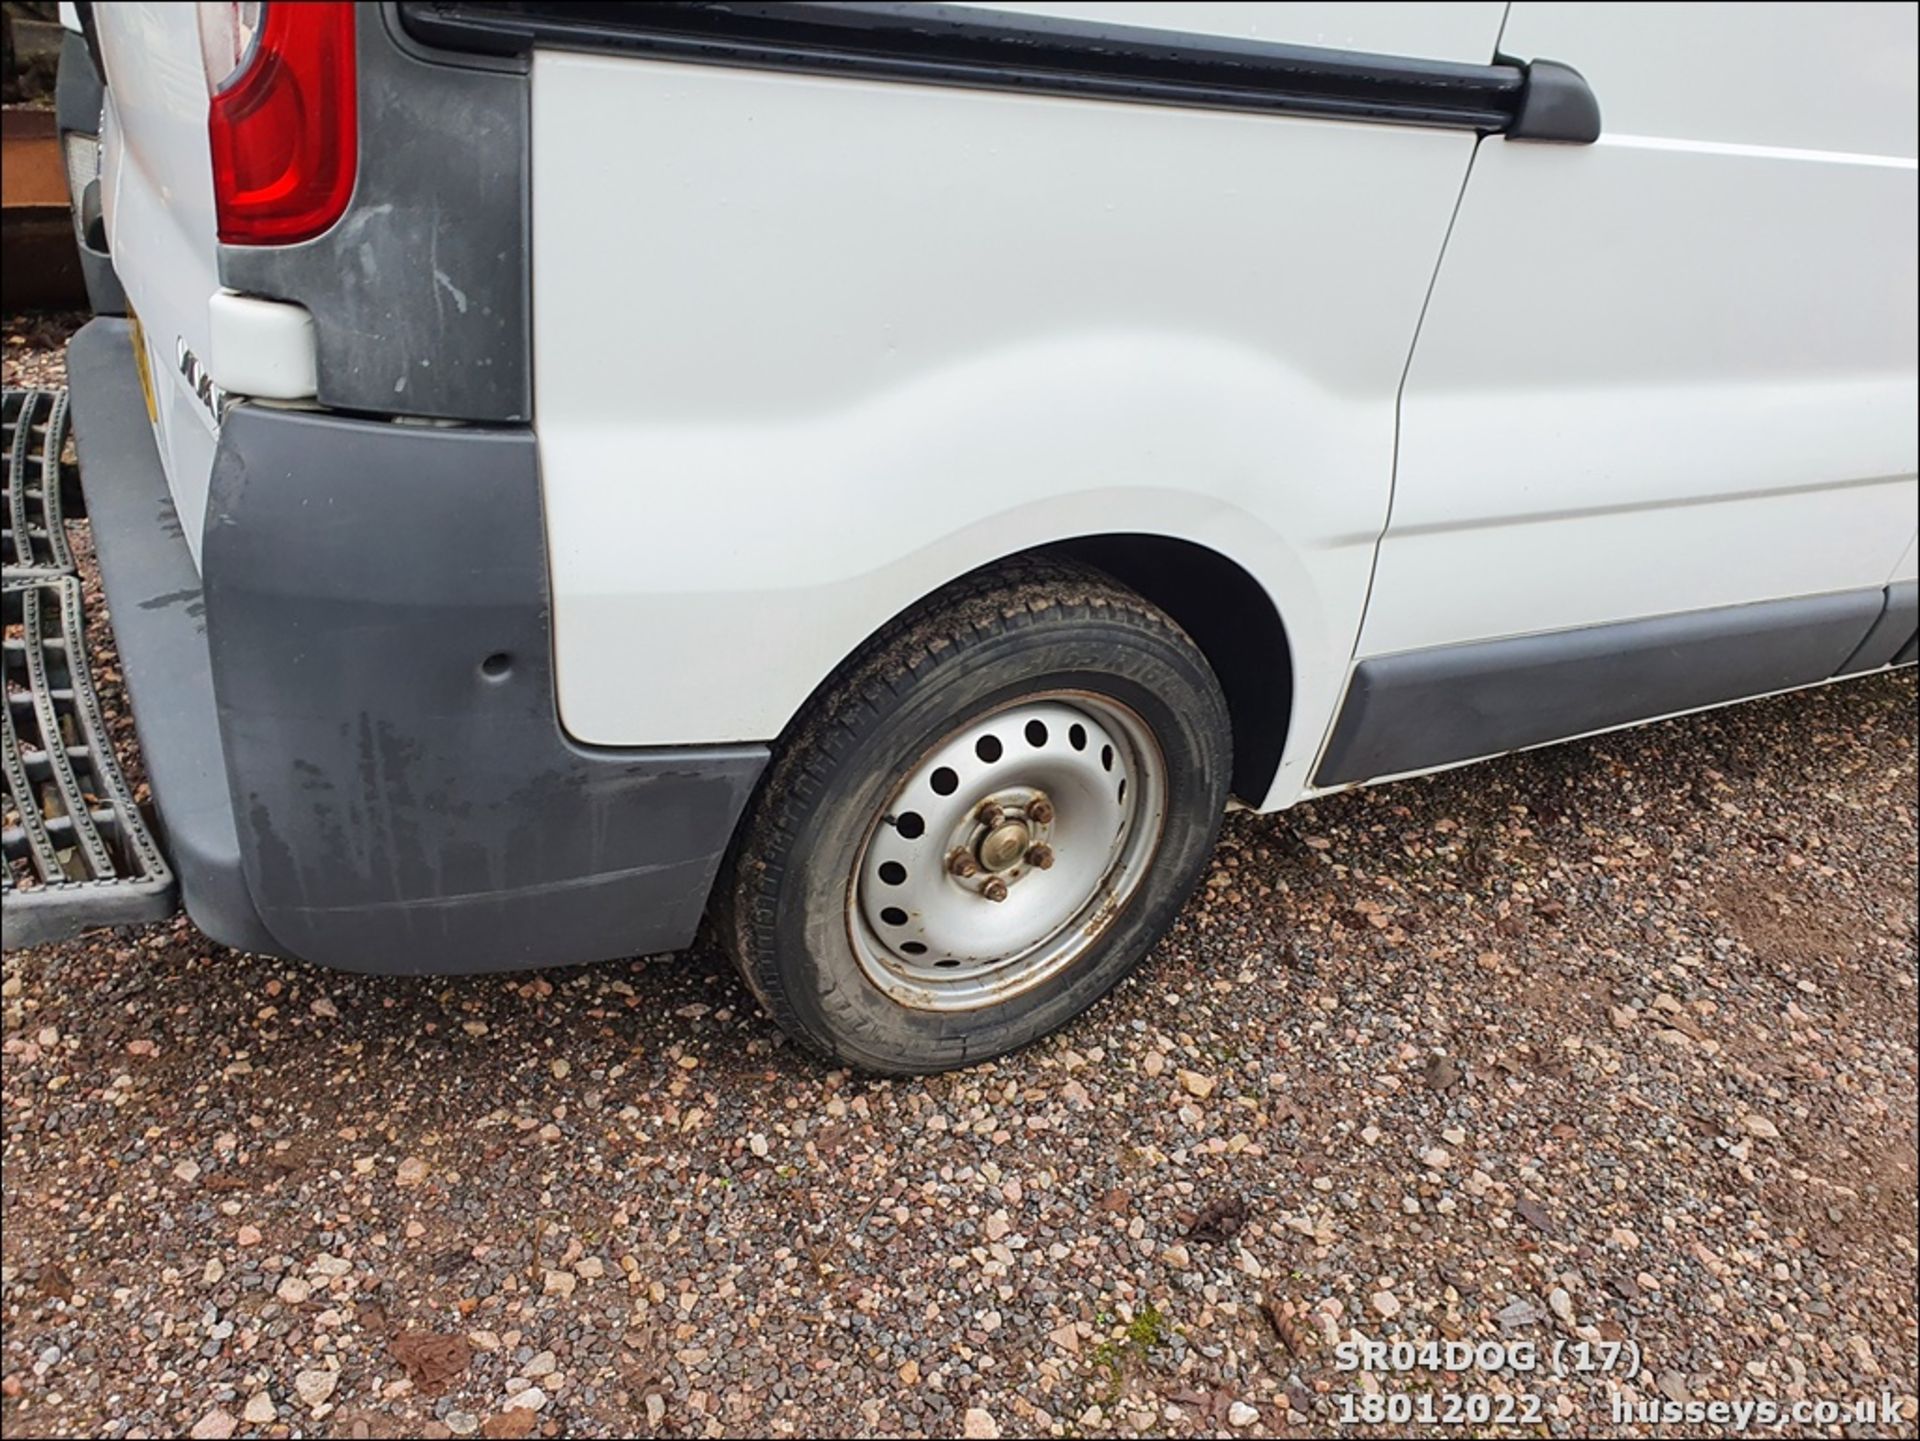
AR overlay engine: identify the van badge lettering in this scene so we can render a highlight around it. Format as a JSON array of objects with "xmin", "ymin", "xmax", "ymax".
[{"xmin": 175, "ymin": 340, "xmax": 230, "ymax": 424}]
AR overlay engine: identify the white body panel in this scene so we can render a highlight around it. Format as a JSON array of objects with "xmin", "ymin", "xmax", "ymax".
[
  {"xmin": 1365, "ymin": 0, "xmax": 1919, "ymax": 657},
  {"xmin": 1892, "ymin": 536, "xmax": 1919, "ymax": 587},
  {"xmin": 531, "ymin": 6, "xmax": 1503, "ymax": 807},
  {"xmin": 95, "ymin": 2, "xmax": 225, "ymax": 564}
]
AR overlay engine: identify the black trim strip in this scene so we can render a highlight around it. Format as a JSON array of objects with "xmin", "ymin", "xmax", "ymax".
[
  {"xmin": 1314, "ymin": 590, "xmax": 1887, "ymax": 787},
  {"xmin": 1503, "ymin": 56, "xmax": 1601, "ymax": 143},
  {"xmin": 398, "ymin": 1, "xmax": 1537, "ymax": 132}
]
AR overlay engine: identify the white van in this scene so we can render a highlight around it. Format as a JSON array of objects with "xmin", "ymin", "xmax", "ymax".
[{"xmin": 9, "ymin": 1, "xmax": 1914, "ymax": 1072}]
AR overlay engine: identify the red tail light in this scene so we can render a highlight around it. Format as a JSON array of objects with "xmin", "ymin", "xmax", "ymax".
[{"xmin": 206, "ymin": 2, "xmax": 357, "ymax": 245}]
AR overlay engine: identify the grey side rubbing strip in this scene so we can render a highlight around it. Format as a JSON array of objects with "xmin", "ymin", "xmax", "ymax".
[
  {"xmin": 1314, "ymin": 590, "xmax": 1886, "ymax": 787},
  {"xmin": 1836, "ymin": 580, "xmax": 1918, "ymax": 674},
  {"xmin": 398, "ymin": 2, "xmax": 1597, "ymax": 140},
  {"xmin": 217, "ymin": 7, "xmax": 531, "ymax": 422},
  {"xmin": 202, "ymin": 404, "xmax": 768, "ymax": 975}
]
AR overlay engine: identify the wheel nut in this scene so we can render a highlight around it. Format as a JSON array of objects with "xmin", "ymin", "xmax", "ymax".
[
  {"xmin": 1025, "ymin": 843, "xmax": 1054, "ymax": 870},
  {"xmin": 977, "ymin": 802, "xmax": 1005, "ymax": 828},
  {"xmin": 980, "ymin": 877, "xmax": 1009, "ymax": 903},
  {"xmin": 1027, "ymin": 796, "xmax": 1054, "ymax": 825},
  {"xmin": 947, "ymin": 849, "xmax": 979, "ymax": 878}
]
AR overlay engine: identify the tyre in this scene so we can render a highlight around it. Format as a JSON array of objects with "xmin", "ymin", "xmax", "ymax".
[{"xmin": 717, "ymin": 559, "xmax": 1232, "ymax": 1074}]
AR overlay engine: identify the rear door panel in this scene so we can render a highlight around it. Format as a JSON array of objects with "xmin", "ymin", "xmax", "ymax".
[{"xmin": 96, "ymin": 2, "xmax": 225, "ymax": 565}]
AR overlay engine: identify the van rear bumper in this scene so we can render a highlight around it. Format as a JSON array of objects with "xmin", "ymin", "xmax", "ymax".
[
  {"xmin": 70, "ymin": 318, "xmax": 767, "ymax": 972},
  {"xmin": 68, "ymin": 320, "xmax": 278, "ymax": 951}
]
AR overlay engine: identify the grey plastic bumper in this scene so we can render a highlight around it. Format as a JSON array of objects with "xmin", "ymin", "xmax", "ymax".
[{"xmin": 69, "ymin": 318, "xmax": 769, "ymax": 972}]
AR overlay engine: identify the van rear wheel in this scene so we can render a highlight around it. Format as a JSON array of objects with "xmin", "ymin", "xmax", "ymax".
[{"xmin": 717, "ymin": 560, "xmax": 1232, "ymax": 1074}]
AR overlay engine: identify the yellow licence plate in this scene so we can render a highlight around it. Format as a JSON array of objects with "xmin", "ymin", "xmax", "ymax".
[{"xmin": 127, "ymin": 310, "xmax": 158, "ymax": 423}]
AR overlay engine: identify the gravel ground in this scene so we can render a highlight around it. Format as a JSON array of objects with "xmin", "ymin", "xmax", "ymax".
[{"xmin": 5, "ymin": 316, "xmax": 1918, "ymax": 1439}]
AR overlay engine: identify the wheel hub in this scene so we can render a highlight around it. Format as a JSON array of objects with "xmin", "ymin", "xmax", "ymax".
[
  {"xmin": 978, "ymin": 818, "xmax": 1031, "ymax": 872},
  {"xmin": 850, "ymin": 694, "xmax": 1166, "ymax": 1010}
]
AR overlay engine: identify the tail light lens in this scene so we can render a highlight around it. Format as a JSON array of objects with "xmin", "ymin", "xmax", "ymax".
[
  {"xmin": 203, "ymin": 2, "xmax": 357, "ymax": 245},
  {"xmin": 61, "ymin": 132, "xmax": 101, "ymax": 221}
]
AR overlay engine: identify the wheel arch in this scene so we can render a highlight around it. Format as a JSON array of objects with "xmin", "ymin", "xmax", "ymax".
[
  {"xmin": 1046, "ymin": 534, "xmax": 1293, "ymax": 805},
  {"xmin": 770, "ymin": 533, "xmax": 1296, "ymax": 808}
]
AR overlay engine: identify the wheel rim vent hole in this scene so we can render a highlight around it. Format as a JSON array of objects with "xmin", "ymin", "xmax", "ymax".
[
  {"xmin": 1024, "ymin": 719, "xmax": 1048, "ymax": 747},
  {"xmin": 895, "ymin": 811, "xmax": 925, "ymax": 838},
  {"xmin": 880, "ymin": 906, "xmax": 909, "ymax": 926},
  {"xmin": 930, "ymin": 766, "xmax": 958, "ymax": 795},
  {"xmin": 878, "ymin": 861, "xmax": 907, "ymax": 885},
  {"xmin": 975, "ymin": 734, "xmax": 1003, "ymax": 763}
]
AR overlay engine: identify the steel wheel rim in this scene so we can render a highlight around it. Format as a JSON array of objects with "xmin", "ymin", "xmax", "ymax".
[{"xmin": 848, "ymin": 691, "xmax": 1167, "ymax": 1012}]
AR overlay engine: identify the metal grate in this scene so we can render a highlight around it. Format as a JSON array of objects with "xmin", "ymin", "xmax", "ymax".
[
  {"xmin": 3, "ymin": 388, "xmax": 77, "ymax": 576},
  {"xmin": 3, "ymin": 575, "xmax": 175, "ymax": 943},
  {"xmin": 3, "ymin": 384, "xmax": 177, "ymax": 948}
]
